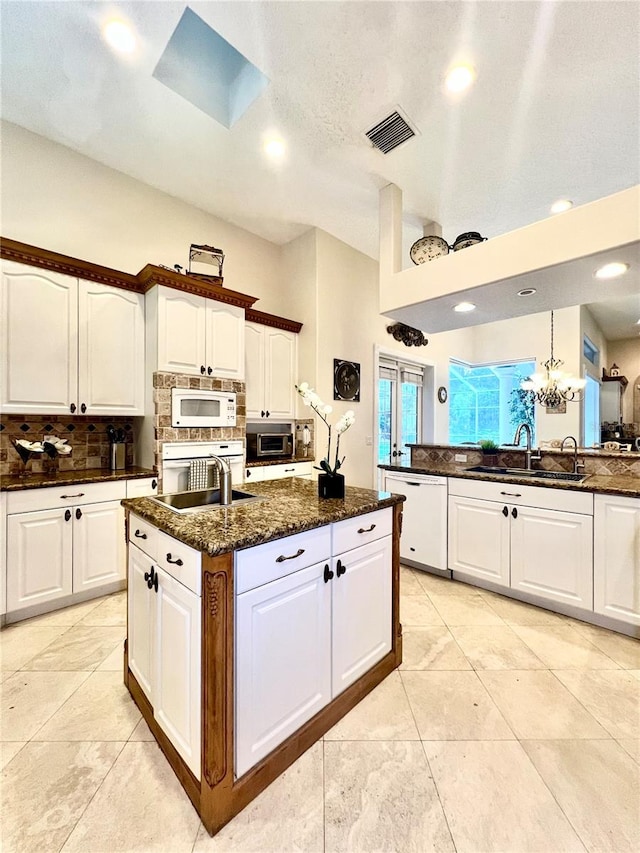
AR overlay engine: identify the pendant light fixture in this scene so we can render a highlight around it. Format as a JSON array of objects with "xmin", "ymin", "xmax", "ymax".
[{"xmin": 521, "ymin": 311, "xmax": 586, "ymax": 408}]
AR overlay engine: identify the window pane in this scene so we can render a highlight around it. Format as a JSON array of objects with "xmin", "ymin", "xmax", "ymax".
[
  {"xmin": 378, "ymin": 378, "xmax": 393, "ymax": 465},
  {"xmin": 583, "ymin": 374, "xmax": 600, "ymax": 447},
  {"xmin": 400, "ymin": 382, "xmax": 419, "ymax": 448}
]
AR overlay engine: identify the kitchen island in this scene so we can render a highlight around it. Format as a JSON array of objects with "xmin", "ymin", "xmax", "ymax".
[{"xmin": 122, "ymin": 477, "xmax": 404, "ymax": 836}]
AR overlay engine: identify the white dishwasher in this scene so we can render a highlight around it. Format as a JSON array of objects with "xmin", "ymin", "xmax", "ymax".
[{"xmin": 383, "ymin": 471, "xmax": 449, "ymax": 576}]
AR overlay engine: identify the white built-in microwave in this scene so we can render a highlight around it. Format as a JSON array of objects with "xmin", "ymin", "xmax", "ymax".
[{"xmin": 171, "ymin": 388, "xmax": 236, "ymax": 428}]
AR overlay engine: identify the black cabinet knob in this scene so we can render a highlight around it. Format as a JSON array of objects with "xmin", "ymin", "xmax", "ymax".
[
  {"xmin": 200, "ymin": 365, "xmax": 206, "ymax": 374},
  {"xmin": 147, "ymin": 565, "xmax": 156, "ymax": 590},
  {"xmin": 502, "ymin": 506, "xmax": 509, "ymax": 517},
  {"xmin": 70, "ymin": 403, "xmax": 76, "ymax": 413},
  {"xmin": 64, "ymin": 509, "xmax": 71, "ymax": 521},
  {"xmin": 75, "ymin": 508, "xmax": 82, "ymax": 520},
  {"xmin": 80, "ymin": 403, "xmax": 87, "ymax": 414},
  {"xmin": 323, "ymin": 564, "xmax": 334, "ymax": 583},
  {"xmin": 261, "ymin": 410, "xmax": 265, "ymax": 418},
  {"xmin": 207, "ymin": 366, "xmax": 212, "ymax": 375},
  {"xmin": 151, "ymin": 479, "xmax": 157, "ymax": 490},
  {"xmin": 511, "ymin": 507, "xmax": 518, "ymax": 519},
  {"xmin": 336, "ymin": 559, "xmax": 346, "ymax": 578}
]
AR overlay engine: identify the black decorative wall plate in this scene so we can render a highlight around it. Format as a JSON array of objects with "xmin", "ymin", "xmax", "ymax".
[{"xmin": 334, "ymin": 359, "xmax": 361, "ymax": 402}]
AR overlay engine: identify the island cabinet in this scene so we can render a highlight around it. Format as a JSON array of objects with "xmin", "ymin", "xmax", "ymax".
[
  {"xmin": 448, "ymin": 478, "xmax": 594, "ymax": 609},
  {"xmin": 594, "ymin": 494, "xmax": 640, "ymax": 626}
]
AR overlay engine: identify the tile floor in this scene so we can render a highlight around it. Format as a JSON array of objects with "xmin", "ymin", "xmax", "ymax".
[{"xmin": 1, "ymin": 568, "xmax": 639, "ymax": 852}]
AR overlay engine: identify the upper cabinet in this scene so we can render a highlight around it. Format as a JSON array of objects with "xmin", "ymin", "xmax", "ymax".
[
  {"xmin": 1, "ymin": 261, "xmax": 144, "ymax": 416},
  {"xmin": 245, "ymin": 313, "xmax": 300, "ymax": 420}
]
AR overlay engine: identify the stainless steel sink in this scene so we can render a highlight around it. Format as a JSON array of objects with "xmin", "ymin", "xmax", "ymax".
[
  {"xmin": 151, "ymin": 488, "xmax": 266, "ymax": 514},
  {"xmin": 465, "ymin": 466, "xmax": 586, "ymax": 483}
]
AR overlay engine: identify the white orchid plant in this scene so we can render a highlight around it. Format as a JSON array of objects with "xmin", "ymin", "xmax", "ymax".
[{"xmin": 296, "ymin": 383, "xmax": 355, "ymax": 476}]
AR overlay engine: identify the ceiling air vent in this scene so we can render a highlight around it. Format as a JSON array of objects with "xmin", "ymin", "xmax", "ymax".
[{"xmin": 365, "ymin": 110, "xmax": 416, "ymax": 154}]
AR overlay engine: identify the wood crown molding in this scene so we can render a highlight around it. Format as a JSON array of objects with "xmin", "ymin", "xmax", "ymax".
[
  {"xmin": 137, "ymin": 264, "xmax": 258, "ymax": 309},
  {"xmin": 245, "ymin": 307, "xmax": 303, "ymax": 333}
]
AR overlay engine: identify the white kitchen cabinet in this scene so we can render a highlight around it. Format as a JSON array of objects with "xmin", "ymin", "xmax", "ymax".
[
  {"xmin": 1, "ymin": 261, "xmax": 144, "ymax": 416},
  {"xmin": 245, "ymin": 461, "xmax": 313, "ymax": 483},
  {"xmin": 448, "ymin": 495, "xmax": 511, "ymax": 586},
  {"xmin": 128, "ymin": 543, "xmax": 155, "ymax": 700},
  {"xmin": 72, "ymin": 500, "xmax": 125, "ymax": 593},
  {"xmin": 155, "ymin": 286, "xmax": 244, "ymax": 380},
  {"xmin": 594, "ymin": 494, "xmax": 640, "ymax": 626},
  {"xmin": 383, "ymin": 472, "xmax": 447, "ymax": 571},
  {"xmin": 245, "ymin": 322, "xmax": 296, "ymax": 419},
  {"xmin": 126, "ymin": 477, "xmax": 159, "ymax": 498}
]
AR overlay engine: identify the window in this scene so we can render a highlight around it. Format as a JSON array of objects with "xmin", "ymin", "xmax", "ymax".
[
  {"xmin": 378, "ymin": 357, "xmax": 424, "ymax": 465},
  {"xmin": 583, "ymin": 335, "xmax": 599, "ymax": 367},
  {"xmin": 448, "ymin": 359, "xmax": 536, "ymax": 445},
  {"xmin": 583, "ymin": 372, "xmax": 600, "ymax": 447}
]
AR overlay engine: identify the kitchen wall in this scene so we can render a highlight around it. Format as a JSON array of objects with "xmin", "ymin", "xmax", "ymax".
[{"xmin": 607, "ymin": 338, "xmax": 640, "ymax": 424}]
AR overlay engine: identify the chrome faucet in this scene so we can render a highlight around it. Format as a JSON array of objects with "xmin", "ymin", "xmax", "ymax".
[
  {"xmin": 512, "ymin": 423, "xmax": 541, "ymax": 470},
  {"xmin": 209, "ymin": 454, "xmax": 232, "ymax": 505},
  {"xmin": 560, "ymin": 436, "xmax": 585, "ymax": 475}
]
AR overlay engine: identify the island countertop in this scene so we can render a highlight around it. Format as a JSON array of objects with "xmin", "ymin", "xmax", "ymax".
[{"xmin": 122, "ymin": 477, "xmax": 405, "ymax": 557}]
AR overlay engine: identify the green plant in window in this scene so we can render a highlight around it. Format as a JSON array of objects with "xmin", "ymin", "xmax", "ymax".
[
  {"xmin": 509, "ymin": 377, "xmax": 536, "ymax": 435},
  {"xmin": 479, "ymin": 439, "xmax": 499, "ymax": 452}
]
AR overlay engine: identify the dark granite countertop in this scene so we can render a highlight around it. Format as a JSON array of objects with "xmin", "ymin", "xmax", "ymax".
[
  {"xmin": 123, "ymin": 477, "xmax": 404, "ymax": 556},
  {"xmin": 379, "ymin": 463, "xmax": 640, "ymax": 498},
  {"xmin": 1, "ymin": 466, "xmax": 157, "ymax": 492},
  {"xmin": 245, "ymin": 456, "xmax": 314, "ymax": 468}
]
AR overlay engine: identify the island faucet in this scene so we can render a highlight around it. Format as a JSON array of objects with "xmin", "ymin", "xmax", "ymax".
[
  {"xmin": 512, "ymin": 423, "xmax": 541, "ymax": 470},
  {"xmin": 560, "ymin": 435, "xmax": 585, "ymax": 475},
  {"xmin": 209, "ymin": 454, "xmax": 232, "ymax": 505}
]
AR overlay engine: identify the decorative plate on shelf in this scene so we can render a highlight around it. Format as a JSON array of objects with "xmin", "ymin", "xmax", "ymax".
[
  {"xmin": 451, "ymin": 231, "xmax": 487, "ymax": 251},
  {"xmin": 409, "ymin": 235, "xmax": 450, "ymax": 265},
  {"xmin": 334, "ymin": 359, "xmax": 361, "ymax": 402}
]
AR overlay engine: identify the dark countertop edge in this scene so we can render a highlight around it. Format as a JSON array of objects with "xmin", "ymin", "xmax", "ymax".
[
  {"xmin": 122, "ymin": 483, "xmax": 404, "ymax": 557},
  {"xmin": 378, "ymin": 464, "xmax": 640, "ymax": 499},
  {"xmin": 245, "ymin": 457, "xmax": 314, "ymax": 468},
  {"xmin": 1, "ymin": 466, "xmax": 157, "ymax": 492},
  {"xmin": 404, "ymin": 443, "xmax": 640, "ymax": 458}
]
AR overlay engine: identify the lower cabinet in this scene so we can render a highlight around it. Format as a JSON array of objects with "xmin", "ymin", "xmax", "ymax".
[
  {"xmin": 382, "ymin": 473, "xmax": 447, "ymax": 570},
  {"xmin": 594, "ymin": 494, "xmax": 640, "ymax": 626},
  {"xmin": 235, "ymin": 510, "xmax": 392, "ymax": 778},
  {"xmin": 245, "ymin": 461, "xmax": 313, "ymax": 483}
]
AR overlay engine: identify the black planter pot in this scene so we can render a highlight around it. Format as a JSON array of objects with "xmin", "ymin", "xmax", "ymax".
[{"xmin": 318, "ymin": 472, "xmax": 345, "ymax": 499}]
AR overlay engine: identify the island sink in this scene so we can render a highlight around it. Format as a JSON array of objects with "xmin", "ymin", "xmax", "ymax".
[
  {"xmin": 466, "ymin": 466, "xmax": 586, "ymax": 483},
  {"xmin": 151, "ymin": 487, "xmax": 265, "ymax": 514}
]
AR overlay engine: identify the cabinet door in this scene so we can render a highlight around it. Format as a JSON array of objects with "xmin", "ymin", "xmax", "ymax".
[
  {"xmin": 264, "ymin": 329, "xmax": 296, "ymax": 419},
  {"xmin": 384, "ymin": 475, "xmax": 447, "ymax": 569},
  {"xmin": 594, "ymin": 494, "xmax": 640, "ymax": 625},
  {"xmin": 235, "ymin": 560, "xmax": 331, "ymax": 777},
  {"xmin": 78, "ymin": 281, "xmax": 144, "ymax": 414},
  {"xmin": 510, "ymin": 506, "xmax": 593, "ymax": 609},
  {"xmin": 7, "ymin": 508, "xmax": 73, "ymax": 612},
  {"xmin": 1, "ymin": 262, "xmax": 78, "ymax": 414},
  {"xmin": 245, "ymin": 322, "xmax": 265, "ymax": 418},
  {"xmin": 331, "ymin": 537, "xmax": 392, "ymax": 697},
  {"xmin": 125, "ymin": 477, "xmax": 159, "ymax": 499},
  {"xmin": 157, "ymin": 287, "xmax": 206, "ymax": 376},
  {"xmin": 73, "ymin": 501, "xmax": 125, "ymax": 593},
  {"xmin": 127, "ymin": 545, "xmax": 154, "ymax": 701},
  {"xmin": 154, "ymin": 569, "xmax": 201, "ymax": 779},
  {"xmin": 206, "ymin": 302, "xmax": 245, "ymax": 380},
  {"xmin": 448, "ymin": 495, "xmax": 510, "ymax": 586}
]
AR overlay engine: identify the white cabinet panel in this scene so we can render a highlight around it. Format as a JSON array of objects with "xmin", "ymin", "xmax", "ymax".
[
  {"xmin": 73, "ymin": 501, "xmax": 125, "ymax": 593},
  {"xmin": 245, "ymin": 323, "xmax": 265, "ymax": 418},
  {"xmin": 7, "ymin": 508, "xmax": 73, "ymax": 611},
  {"xmin": 383, "ymin": 474, "xmax": 447, "ymax": 570},
  {"xmin": 248, "ymin": 461, "xmax": 313, "ymax": 482},
  {"xmin": 245, "ymin": 323, "xmax": 297, "ymax": 420},
  {"xmin": 1, "ymin": 262, "xmax": 78, "ymax": 414},
  {"xmin": 206, "ymin": 302, "xmax": 245, "ymax": 381},
  {"xmin": 594, "ymin": 494, "xmax": 640, "ymax": 625},
  {"xmin": 125, "ymin": 478, "xmax": 158, "ymax": 499},
  {"xmin": 235, "ymin": 560, "xmax": 331, "ymax": 777},
  {"xmin": 128, "ymin": 544, "xmax": 154, "ymax": 701},
  {"xmin": 157, "ymin": 288, "xmax": 206, "ymax": 375},
  {"xmin": 448, "ymin": 495, "xmax": 510, "ymax": 586}
]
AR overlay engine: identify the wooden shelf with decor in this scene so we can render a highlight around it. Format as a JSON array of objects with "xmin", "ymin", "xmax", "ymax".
[{"xmin": 602, "ymin": 369, "xmax": 628, "ymax": 388}]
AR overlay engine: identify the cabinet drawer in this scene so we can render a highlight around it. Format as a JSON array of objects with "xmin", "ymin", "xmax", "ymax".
[
  {"xmin": 126, "ymin": 477, "xmax": 158, "ymax": 498},
  {"xmin": 7, "ymin": 480, "xmax": 127, "ymax": 514},
  {"xmin": 156, "ymin": 530, "xmax": 201, "ymax": 595},
  {"xmin": 251, "ymin": 461, "xmax": 313, "ymax": 482},
  {"xmin": 448, "ymin": 477, "xmax": 593, "ymax": 515},
  {"xmin": 235, "ymin": 525, "xmax": 331, "ymax": 594},
  {"xmin": 332, "ymin": 508, "xmax": 393, "ymax": 555},
  {"xmin": 128, "ymin": 513, "xmax": 158, "ymax": 559}
]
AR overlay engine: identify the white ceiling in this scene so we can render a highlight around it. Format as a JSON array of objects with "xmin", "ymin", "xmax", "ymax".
[{"xmin": 1, "ymin": 1, "xmax": 639, "ymax": 337}]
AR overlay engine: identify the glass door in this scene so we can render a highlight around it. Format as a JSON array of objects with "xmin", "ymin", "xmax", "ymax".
[{"xmin": 378, "ymin": 358, "xmax": 423, "ymax": 465}]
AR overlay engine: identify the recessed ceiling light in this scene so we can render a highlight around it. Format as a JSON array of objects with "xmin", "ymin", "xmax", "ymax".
[
  {"xmin": 445, "ymin": 65, "xmax": 476, "ymax": 93},
  {"xmin": 594, "ymin": 262, "xmax": 629, "ymax": 280},
  {"xmin": 550, "ymin": 199, "xmax": 573, "ymax": 214},
  {"xmin": 517, "ymin": 288, "xmax": 537, "ymax": 297},
  {"xmin": 454, "ymin": 302, "xmax": 476, "ymax": 313},
  {"xmin": 103, "ymin": 20, "xmax": 136, "ymax": 53},
  {"xmin": 263, "ymin": 137, "xmax": 286, "ymax": 158}
]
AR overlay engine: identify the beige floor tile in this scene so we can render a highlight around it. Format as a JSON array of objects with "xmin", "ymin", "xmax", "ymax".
[
  {"xmin": 629, "ymin": 669, "xmax": 640, "ymax": 681},
  {"xmin": 96, "ymin": 639, "xmax": 126, "ymax": 672},
  {"xmin": 400, "ymin": 594, "xmax": 445, "ymax": 626},
  {"xmin": 401, "ymin": 670, "xmax": 514, "ymax": 740},
  {"xmin": 399, "ymin": 566, "xmax": 427, "ymax": 595},
  {"xmin": 0, "ymin": 624, "xmax": 69, "ymax": 670},
  {"xmin": 554, "ymin": 669, "xmax": 640, "ymax": 739},
  {"xmin": 478, "ymin": 670, "xmax": 610, "ymax": 739},
  {"xmin": 1, "ymin": 670, "xmax": 90, "ymax": 741},
  {"xmin": 480, "ymin": 592, "xmax": 570, "ymax": 626},
  {"xmin": 21, "ymin": 625, "xmax": 126, "ymax": 671},
  {"xmin": 17, "ymin": 596, "xmax": 104, "ymax": 628},
  {"xmin": 324, "ymin": 740, "xmax": 454, "ymax": 852},
  {"xmin": 1, "ymin": 740, "xmax": 123, "ymax": 853},
  {"xmin": 1, "ymin": 740, "xmax": 25, "ymax": 770},
  {"xmin": 325, "ymin": 671, "xmax": 420, "ymax": 741},
  {"xmin": 423, "ymin": 740, "xmax": 585, "ymax": 852},
  {"xmin": 522, "ymin": 739, "xmax": 640, "ymax": 852},
  {"xmin": 128, "ymin": 717, "xmax": 155, "ymax": 741},
  {"xmin": 1, "ymin": 669, "xmax": 16, "ymax": 682},
  {"xmin": 399, "ymin": 627, "xmax": 472, "ymax": 670},
  {"xmin": 617, "ymin": 739, "xmax": 640, "ymax": 763},
  {"xmin": 450, "ymin": 624, "xmax": 546, "ymax": 670},
  {"xmin": 61, "ymin": 741, "xmax": 201, "ymax": 852},
  {"xmin": 33, "ymin": 671, "xmax": 141, "ymax": 741},
  {"xmin": 510, "ymin": 623, "xmax": 620, "ymax": 669},
  {"xmin": 428, "ymin": 593, "xmax": 505, "ymax": 626},
  {"xmin": 193, "ymin": 742, "xmax": 324, "ymax": 852},
  {"xmin": 570, "ymin": 622, "xmax": 640, "ymax": 669},
  {"xmin": 78, "ymin": 591, "xmax": 127, "ymax": 627},
  {"xmin": 414, "ymin": 571, "xmax": 479, "ymax": 596}
]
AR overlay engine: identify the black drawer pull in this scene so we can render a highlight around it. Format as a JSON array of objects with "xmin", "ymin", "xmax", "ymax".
[
  {"xmin": 60, "ymin": 493, "xmax": 85, "ymax": 499},
  {"xmin": 151, "ymin": 479, "xmax": 157, "ymax": 490},
  {"xmin": 323, "ymin": 564, "xmax": 334, "ymax": 583},
  {"xmin": 358, "ymin": 524, "xmax": 376, "ymax": 534},
  {"xmin": 276, "ymin": 548, "xmax": 305, "ymax": 563},
  {"xmin": 166, "ymin": 554, "xmax": 183, "ymax": 566},
  {"xmin": 134, "ymin": 530, "xmax": 147, "ymax": 540},
  {"xmin": 500, "ymin": 491, "xmax": 522, "ymax": 498},
  {"xmin": 336, "ymin": 559, "xmax": 346, "ymax": 578},
  {"xmin": 284, "ymin": 468, "xmax": 295, "ymax": 473}
]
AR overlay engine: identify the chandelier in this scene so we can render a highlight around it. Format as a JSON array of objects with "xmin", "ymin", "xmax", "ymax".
[{"xmin": 521, "ymin": 311, "xmax": 586, "ymax": 408}]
